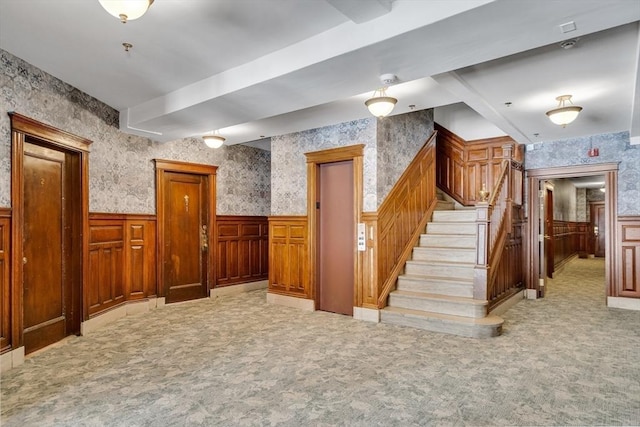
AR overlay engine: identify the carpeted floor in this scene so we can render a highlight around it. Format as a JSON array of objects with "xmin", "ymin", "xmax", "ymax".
[{"xmin": 1, "ymin": 258, "xmax": 639, "ymax": 426}]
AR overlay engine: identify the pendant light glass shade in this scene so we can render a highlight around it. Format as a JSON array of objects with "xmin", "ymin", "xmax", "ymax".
[
  {"xmin": 365, "ymin": 88, "xmax": 397, "ymax": 118},
  {"xmin": 203, "ymin": 134, "xmax": 225, "ymax": 149},
  {"xmin": 546, "ymin": 95, "xmax": 582, "ymax": 127},
  {"xmin": 98, "ymin": 0, "xmax": 154, "ymax": 23}
]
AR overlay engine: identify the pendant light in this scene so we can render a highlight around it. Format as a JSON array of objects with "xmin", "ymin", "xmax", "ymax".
[
  {"xmin": 365, "ymin": 74, "xmax": 398, "ymax": 118},
  {"xmin": 546, "ymin": 95, "xmax": 582, "ymax": 127},
  {"xmin": 98, "ymin": 0, "xmax": 154, "ymax": 23}
]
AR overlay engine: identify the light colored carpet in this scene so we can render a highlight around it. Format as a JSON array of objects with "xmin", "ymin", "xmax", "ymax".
[{"xmin": 1, "ymin": 258, "xmax": 639, "ymax": 426}]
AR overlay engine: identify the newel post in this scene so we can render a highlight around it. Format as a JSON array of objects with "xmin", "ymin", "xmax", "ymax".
[
  {"xmin": 502, "ymin": 143, "xmax": 514, "ymax": 231},
  {"xmin": 474, "ymin": 202, "xmax": 490, "ymax": 301}
]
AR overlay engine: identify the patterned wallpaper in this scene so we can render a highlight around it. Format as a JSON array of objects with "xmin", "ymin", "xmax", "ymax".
[
  {"xmin": 551, "ymin": 179, "xmax": 577, "ymax": 222},
  {"xmin": 271, "ymin": 118, "xmax": 378, "ymax": 215},
  {"xmin": 0, "ymin": 49, "xmax": 270, "ymax": 215},
  {"xmin": 376, "ymin": 109, "xmax": 434, "ymax": 204},
  {"xmin": 270, "ymin": 110, "xmax": 435, "ymax": 216},
  {"xmin": 525, "ymin": 131, "xmax": 640, "ymax": 216},
  {"xmin": 576, "ymin": 188, "xmax": 587, "ymax": 222}
]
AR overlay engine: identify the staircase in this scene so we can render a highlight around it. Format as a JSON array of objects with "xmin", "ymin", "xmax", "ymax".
[{"xmin": 380, "ymin": 195, "xmax": 504, "ymax": 338}]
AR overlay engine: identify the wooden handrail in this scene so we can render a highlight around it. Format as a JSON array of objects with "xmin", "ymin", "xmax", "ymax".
[
  {"xmin": 474, "ymin": 156, "xmax": 513, "ymax": 301},
  {"xmin": 375, "ymin": 131, "xmax": 438, "ymax": 308}
]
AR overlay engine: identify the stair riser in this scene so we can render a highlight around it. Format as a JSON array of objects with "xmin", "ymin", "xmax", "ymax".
[
  {"xmin": 432, "ymin": 211, "xmax": 476, "ymax": 223},
  {"xmin": 380, "ymin": 311, "xmax": 502, "ymax": 338},
  {"xmin": 397, "ymin": 278, "xmax": 473, "ymax": 297},
  {"xmin": 412, "ymin": 248, "xmax": 475, "ymax": 263},
  {"xmin": 426, "ymin": 223, "xmax": 476, "ymax": 235},
  {"xmin": 435, "ymin": 201, "xmax": 455, "ymax": 211},
  {"xmin": 404, "ymin": 262, "xmax": 474, "ymax": 280},
  {"xmin": 389, "ymin": 294, "xmax": 486, "ymax": 318},
  {"xmin": 419, "ymin": 235, "xmax": 476, "ymax": 248}
]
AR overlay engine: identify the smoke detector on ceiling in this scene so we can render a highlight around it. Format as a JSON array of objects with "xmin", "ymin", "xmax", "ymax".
[{"xmin": 559, "ymin": 38, "xmax": 579, "ymax": 49}]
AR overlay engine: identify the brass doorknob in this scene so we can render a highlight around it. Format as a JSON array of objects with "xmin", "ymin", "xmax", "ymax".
[{"xmin": 23, "ymin": 257, "xmax": 27, "ymax": 264}]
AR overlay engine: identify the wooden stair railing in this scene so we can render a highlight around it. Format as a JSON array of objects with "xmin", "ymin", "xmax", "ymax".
[
  {"xmin": 366, "ymin": 131, "xmax": 438, "ymax": 309},
  {"xmin": 474, "ymin": 145, "xmax": 524, "ymax": 307}
]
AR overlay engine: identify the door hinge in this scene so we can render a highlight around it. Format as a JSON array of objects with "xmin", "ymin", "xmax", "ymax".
[{"xmin": 316, "ymin": 201, "xmax": 320, "ymax": 209}]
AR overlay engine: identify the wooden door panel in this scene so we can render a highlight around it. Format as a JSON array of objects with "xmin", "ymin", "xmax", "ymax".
[
  {"xmin": 23, "ymin": 144, "xmax": 67, "ymax": 353},
  {"xmin": 164, "ymin": 173, "xmax": 207, "ymax": 302}
]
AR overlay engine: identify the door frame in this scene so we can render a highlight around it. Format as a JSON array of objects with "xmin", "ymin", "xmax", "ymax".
[
  {"xmin": 10, "ymin": 112, "xmax": 91, "ymax": 350},
  {"xmin": 590, "ymin": 201, "xmax": 606, "ymax": 257},
  {"xmin": 526, "ymin": 163, "xmax": 617, "ymax": 298},
  {"xmin": 305, "ymin": 145, "xmax": 364, "ymax": 311},
  {"xmin": 154, "ymin": 160, "xmax": 217, "ymax": 299}
]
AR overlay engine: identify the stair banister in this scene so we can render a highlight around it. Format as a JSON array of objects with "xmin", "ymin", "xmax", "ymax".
[{"xmin": 473, "ymin": 144, "xmax": 514, "ymax": 301}]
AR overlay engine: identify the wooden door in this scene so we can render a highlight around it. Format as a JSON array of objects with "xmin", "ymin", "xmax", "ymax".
[
  {"xmin": 317, "ymin": 161, "xmax": 354, "ymax": 316},
  {"xmin": 163, "ymin": 172, "xmax": 209, "ymax": 303},
  {"xmin": 591, "ymin": 202, "xmax": 606, "ymax": 257},
  {"xmin": 22, "ymin": 142, "xmax": 76, "ymax": 353}
]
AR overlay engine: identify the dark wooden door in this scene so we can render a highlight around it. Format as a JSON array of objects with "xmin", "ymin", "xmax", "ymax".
[
  {"xmin": 163, "ymin": 172, "xmax": 209, "ymax": 303},
  {"xmin": 318, "ymin": 161, "xmax": 354, "ymax": 316},
  {"xmin": 23, "ymin": 142, "xmax": 74, "ymax": 353},
  {"xmin": 591, "ymin": 202, "xmax": 606, "ymax": 257}
]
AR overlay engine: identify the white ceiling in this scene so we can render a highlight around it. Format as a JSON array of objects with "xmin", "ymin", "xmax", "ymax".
[{"xmin": 1, "ymin": 0, "xmax": 639, "ymax": 149}]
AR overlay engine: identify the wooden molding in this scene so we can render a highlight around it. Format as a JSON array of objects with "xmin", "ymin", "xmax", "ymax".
[
  {"xmin": 9, "ymin": 112, "xmax": 92, "ymax": 152},
  {"xmin": 305, "ymin": 145, "xmax": 364, "ymax": 308},
  {"xmin": 435, "ymin": 123, "xmax": 523, "ymax": 206},
  {"xmin": 9, "ymin": 113, "xmax": 90, "ymax": 352},
  {"xmin": 304, "ymin": 144, "xmax": 365, "ymax": 164},
  {"xmin": 268, "ymin": 216, "xmax": 309, "ymax": 298},
  {"xmin": 0, "ymin": 214, "xmax": 10, "ymax": 352},
  {"xmin": 526, "ymin": 164, "xmax": 618, "ymax": 298},
  {"xmin": 87, "ymin": 214, "xmax": 157, "ymax": 316},
  {"xmin": 616, "ymin": 216, "xmax": 640, "ymax": 298},
  {"xmin": 154, "ymin": 159, "xmax": 218, "ymax": 175},
  {"xmin": 155, "ymin": 160, "xmax": 217, "ymax": 298},
  {"xmin": 216, "ymin": 215, "xmax": 268, "ymax": 287}
]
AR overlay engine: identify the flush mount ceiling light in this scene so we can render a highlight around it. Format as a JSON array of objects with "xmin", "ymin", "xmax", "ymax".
[
  {"xmin": 98, "ymin": 0, "xmax": 154, "ymax": 23},
  {"xmin": 202, "ymin": 133, "xmax": 225, "ymax": 149},
  {"xmin": 365, "ymin": 74, "xmax": 398, "ymax": 118},
  {"xmin": 546, "ymin": 94, "xmax": 583, "ymax": 127}
]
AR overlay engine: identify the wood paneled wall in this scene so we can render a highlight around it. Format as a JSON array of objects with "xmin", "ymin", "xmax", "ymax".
[
  {"xmin": 365, "ymin": 132, "xmax": 438, "ymax": 308},
  {"xmin": 436, "ymin": 123, "xmax": 523, "ymax": 206},
  {"xmin": 268, "ymin": 216, "xmax": 309, "ymax": 298},
  {"xmin": 217, "ymin": 216, "xmax": 268, "ymax": 287},
  {"xmin": 489, "ymin": 213, "xmax": 525, "ymax": 308},
  {"xmin": 553, "ymin": 220, "xmax": 589, "ymax": 270},
  {"xmin": 616, "ymin": 216, "xmax": 640, "ymax": 298},
  {"xmin": 0, "ymin": 209, "xmax": 10, "ymax": 352},
  {"xmin": 88, "ymin": 214, "xmax": 156, "ymax": 317}
]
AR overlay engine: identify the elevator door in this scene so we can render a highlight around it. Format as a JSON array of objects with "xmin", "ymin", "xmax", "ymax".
[{"xmin": 318, "ymin": 161, "xmax": 354, "ymax": 316}]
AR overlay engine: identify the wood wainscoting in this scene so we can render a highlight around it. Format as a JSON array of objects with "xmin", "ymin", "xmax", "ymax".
[
  {"xmin": 268, "ymin": 216, "xmax": 309, "ymax": 298},
  {"xmin": 0, "ymin": 208, "xmax": 10, "ymax": 352},
  {"xmin": 217, "ymin": 216, "xmax": 268, "ymax": 287},
  {"xmin": 616, "ymin": 216, "xmax": 640, "ymax": 298},
  {"xmin": 88, "ymin": 213, "xmax": 157, "ymax": 317},
  {"xmin": 435, "ymin": 123, "xmax": 523, "ymax": 206},
  {"xmin": 553, "ymin": 221, "xmax": 589, "ymax": 270}
]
